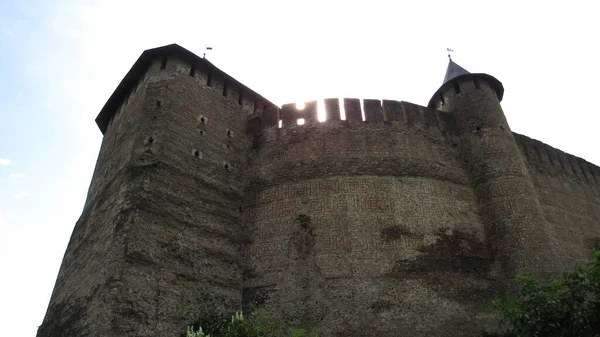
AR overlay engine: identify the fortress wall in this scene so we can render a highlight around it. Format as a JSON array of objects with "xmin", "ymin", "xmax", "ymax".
[
  {"xmin": 37, "ymin": 59, "xmax": 155, "ymax": 336},
  {"xmin": 104, "ymin": 54, "xmax": 262, "ymax": 335},
  {"xmin": 40, "ymin": 55, "xmax": 269, "ymax": 336},
  {"xmin": 84, "ymin": 61, "xmax": 151, "ymax": 209},
  {"xmin": 514, "ymin": 134, "xmax": 600, "ymax": 269},
  {"xmin": 243, "ymin": 102, "xmax": 500, "ymax": 336}
]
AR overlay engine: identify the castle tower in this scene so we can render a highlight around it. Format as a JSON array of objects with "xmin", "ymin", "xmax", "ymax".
[
  {"xmin": 37, "ymin": 44, "xmax": 275, "ymax": 337},
  {"xmin": 39, "ymin": 44, "xmax": 600, "ymax": 337},
  {"xmin": 428, "ymin": 57, "xmax": 562, "ymax": 281}
]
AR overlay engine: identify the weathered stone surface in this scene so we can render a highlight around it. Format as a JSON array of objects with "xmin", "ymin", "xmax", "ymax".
[{"xmin": 38, "ymin": 44, "xmax": 600, "ymax": 337}]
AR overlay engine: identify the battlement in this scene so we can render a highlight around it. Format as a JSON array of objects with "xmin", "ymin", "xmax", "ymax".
[
  {"xmin": 514, "ymin": 133, "xmax": 600, "ymax": 185},
  {"xmin": 255, "ymin": 98, "xmax": 458, "ymax": 140}
]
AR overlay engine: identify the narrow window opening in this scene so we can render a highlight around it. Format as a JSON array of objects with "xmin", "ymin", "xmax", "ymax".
[
  {"xmin": 473, "ymin": 79, "xmax": 480, "ymax": 89},
  {"xmin": 238, "ymin": 91, "xmax": 243, "ymax": 106},
  {"xmin": 253, "ymin": 100, "xmax": 258, "ymax": 113},
  {"xmin": 193, "ymin": 149, "xmax": 201, "ymax": 158},
  {"xmin": 226, "ymin": 129, "xmax": 233, "ymax": 138},
  {"xmin": 199, "ymin": 116, "xmax": 207, "ymax": 124},
  {"xmin": 156, "ymin": 100, "xmax": 161, "ymax": 107},
  {"xmin": 147, "ymin": 136, "xmax": 154, "ymax": 144},
  {"xmin": 189, "ymin": 64, "xmax": 196, "ymax": 77},
  {"xmin": 222, "ymin": 82, "xmax": 228, "ymax": 97},
  {"xmin": 160, "ymin": 57, "xmax": 167, "ymax": 70},
  {"xmin": 207, "ymin": 72, "xmax": 213, "ymax": 87},
  {"xmin": 452, "ymin": 81, "xmax": 461, "ymax": 94},
  {"xmin": 226, "ymin": 144, "xmax": 231, "ymax": 150},
  {"xmin": 199, "ymin": 130, "xmax": 205, "ymax": 135}
]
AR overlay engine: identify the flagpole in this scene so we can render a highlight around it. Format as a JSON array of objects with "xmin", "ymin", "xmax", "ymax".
[{"xmin": 203, "ymin": 47, "xmax": 213, "ymax": 59}]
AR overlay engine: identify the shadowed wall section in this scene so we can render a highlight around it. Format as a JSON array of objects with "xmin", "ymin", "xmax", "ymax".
[
  {"xmin": 38, "ymin": 52, "xmax": 276, "ymax": 337},
  {"xmin": 515, "ymin": 134, "xmax": 600, "ymax": 269},
  {"xmin": 243, "ymin": 100, "xmax": 500, "ymax": 336}
]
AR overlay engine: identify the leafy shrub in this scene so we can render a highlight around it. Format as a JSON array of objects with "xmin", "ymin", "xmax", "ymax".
[{"xmin": 485, "ymin": 250, "xmax": 600, "ymax": 337}]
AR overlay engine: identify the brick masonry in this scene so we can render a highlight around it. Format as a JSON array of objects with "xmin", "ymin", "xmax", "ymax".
[{"xmin": 37, "ymin": 44, "xmax": 600, "ymax": 337}]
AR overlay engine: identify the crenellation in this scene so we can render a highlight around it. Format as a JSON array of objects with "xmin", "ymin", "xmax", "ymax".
[
  {"xmin": 567, "ymin": 154, "xmax": 587, "ymax": 182},
  {"xmin": 516, "ymin": 134, "xmax": 540, "ymax": 168},
  {"xmin": 532, "ymin": 141, "xmax": 554, "ymax": 174},
  {"xmin": 280, "ymin": 103, "xmax": 298, "ymax": 126},
  {"xmin": 363, "ymin": 99, "xmax": 383, "ymax": 122},
  {"xmin": 576, "ymin": 158, "xmax": 593, "ymax": 183},
  {"xmin": 590, "ymin": 163, "xmax": 600, "ymax": 185},
  {"xmin": 382, "ymin": 99, "xmax": 403, "ymax": 122},
  {"xmin": 401, "ymin": 101, "xmax": 422, "ymax": 127},
  {"xmin": 303, "ymin": 100, "xmax": 318, "ymax": 124},
  {"xmin": 556, "ymin": 150, "xmax": 574, "ymax": 178},
  {"xmin": 544, "ymin": 146, "xmax": 564, "ymax": 173},
  {"xmin": 421, "ymin": 106, "xmax": 438, "ymax": 129},
  {"xmin": 585, "ymin": 162, "xmax": 599, "ymax": 186},
  {"xmin": 343, "ymin": 98, "xmax": 362, "ymax": 121},
  {"xmin": 323, "ymin": 98, "xmax": 340, "ymax": 121}
]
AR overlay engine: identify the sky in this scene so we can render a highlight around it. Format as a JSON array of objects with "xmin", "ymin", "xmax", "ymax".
[{"xmin": 0, "ymin": 0, "xmax": 599, "ymax": 335}]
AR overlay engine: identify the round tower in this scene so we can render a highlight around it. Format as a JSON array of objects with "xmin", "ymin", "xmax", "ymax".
[{"xmin": 428, "ymin": 57, "xmax": 561, "ymax": 282}]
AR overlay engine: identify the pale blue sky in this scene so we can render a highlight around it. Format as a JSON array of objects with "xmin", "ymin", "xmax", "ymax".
[{"xmin": 1, "ymin": 0, "xmax": 599, "ymax": 336}]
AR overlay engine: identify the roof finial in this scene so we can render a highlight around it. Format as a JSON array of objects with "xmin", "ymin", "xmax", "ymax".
[
  {"xmin": 203, "ymin": 46, "xmax": 213, "ymax": 59},
  {"xmin": 447, "ymin": 48, "xmax": 454, "ymax": 59}
]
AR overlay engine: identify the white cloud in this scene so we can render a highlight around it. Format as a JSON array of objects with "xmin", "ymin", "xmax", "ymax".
[
  {"xmin": 12, "ymin": 191, "xmax": 29, "ymax": 200},
  {"xmin": 8, "ymin": 173, "xmax": 25, "ymax": 183},
  {"xmin": 0, "ymin": 158, "xmax": 12, "ymax": 166}
]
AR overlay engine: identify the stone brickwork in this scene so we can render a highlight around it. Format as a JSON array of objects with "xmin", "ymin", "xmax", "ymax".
[
  {"xmin": 515, "ymin": 134, "xmax": 600, "ymax": 269},
  {"xmin": 37, "ymin": 44, "xmax": 600, "ymax": 337}
]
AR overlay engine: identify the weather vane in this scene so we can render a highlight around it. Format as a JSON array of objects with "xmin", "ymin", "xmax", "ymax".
[
  {"xmin": 447, "ymin": 48, "xmax": 454, "ymax": 59},
  {"xmin": 203, "ymin": 46, "xmax": 213, "ymax": 59}
]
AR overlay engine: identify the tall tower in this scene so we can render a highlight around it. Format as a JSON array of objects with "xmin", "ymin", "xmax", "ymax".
[
  {"xmin": 37, "ymin": 44, "xmax": 275, "ymax": 337},
  {"xmin": 428, "ymin": 57, "xmax": 562, "ymax": 282}
]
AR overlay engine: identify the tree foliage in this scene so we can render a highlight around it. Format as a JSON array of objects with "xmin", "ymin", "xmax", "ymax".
[{"xmin": 486, "ymin": 250, "xmax": 600, "ymax": 337}]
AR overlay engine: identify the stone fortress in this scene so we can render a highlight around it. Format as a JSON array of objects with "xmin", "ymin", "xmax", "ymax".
[{"xmin": 38, "ymin": 44, "xmax": 600, "ymax": 337}]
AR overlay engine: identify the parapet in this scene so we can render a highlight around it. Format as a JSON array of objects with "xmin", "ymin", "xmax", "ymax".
[
  {"xmin": 252, "ymin": 98, "xmax": 459, "ymax": 140},
  {"xmin": 514, "ymin": 133, "xmax": 600, "ymax": 185}
]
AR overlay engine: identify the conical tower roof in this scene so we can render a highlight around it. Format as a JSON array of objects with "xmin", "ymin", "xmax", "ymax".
[
  {"xmin": 428, "ymin": 56, "xmax": 504, "ymax": 109},
  {"xmin": 443, "ymin": 56, "xmax": 470, "ymax": 84}
]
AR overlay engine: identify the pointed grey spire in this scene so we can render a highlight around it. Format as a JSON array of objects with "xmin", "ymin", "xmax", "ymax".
[{"xmin": 443, "ymin": 56, "xmax": 470, "ymax": 84}]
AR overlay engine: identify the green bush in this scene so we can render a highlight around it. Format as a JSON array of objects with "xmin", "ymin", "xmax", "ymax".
[{"xmin": 486, "ymin": 250, "xmax": 600, "ymax": 337}]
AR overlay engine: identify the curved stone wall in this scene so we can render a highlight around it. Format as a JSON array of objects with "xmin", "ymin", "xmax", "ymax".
[{"xmin": 243, "ymin": 114, "xmax": 500, "ymax": 336}]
